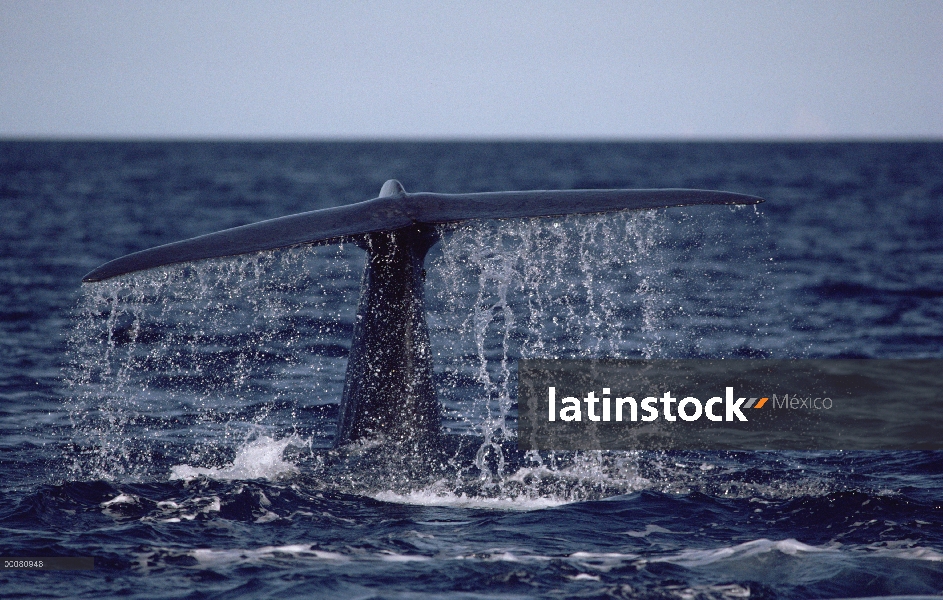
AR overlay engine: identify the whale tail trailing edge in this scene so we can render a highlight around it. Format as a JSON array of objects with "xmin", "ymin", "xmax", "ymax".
[{"xmin": 83, "ymin": 180, "xmax": 763, "ymax": 448}]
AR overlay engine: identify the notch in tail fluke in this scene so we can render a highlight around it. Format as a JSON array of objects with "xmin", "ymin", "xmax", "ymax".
[
  {"xmin": 82, "ymin": 180, "xmax": 763, "ymax": 449},
  {"xmin": 82, "ymin": 182, "xmax": 762, "ymax": 283}
]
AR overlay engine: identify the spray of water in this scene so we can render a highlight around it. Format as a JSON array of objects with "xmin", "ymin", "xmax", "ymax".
[
  {"xmin": 65, "ymin": 209, "xmax": 771, "ymax": 504},
  {"xmin": 421, "ymin": 211, "xmax": 673, "ymax": 500},
  {"xmin": 65, "ymin": 245, "xmax": 362, "ymax": 480}
]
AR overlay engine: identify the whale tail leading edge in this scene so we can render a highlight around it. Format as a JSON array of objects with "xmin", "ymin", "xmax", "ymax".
[{"xmin": 83, "ymin": 180, "xmax": 763, "ymax": 448}]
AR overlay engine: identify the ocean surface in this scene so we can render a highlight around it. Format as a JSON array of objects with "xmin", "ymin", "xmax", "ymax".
[{"xmin": 1, "ymin": 141, "xmax": 941, "ymax": 599}]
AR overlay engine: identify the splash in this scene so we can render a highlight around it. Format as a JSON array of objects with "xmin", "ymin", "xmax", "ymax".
[{"xmin": 170, "ymin": 434, "xmax": 304, "ymax": 481}]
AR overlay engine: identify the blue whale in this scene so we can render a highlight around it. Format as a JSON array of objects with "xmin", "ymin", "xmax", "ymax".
[{"xmin": 84, "ymin": 180, "xmax": 763, "ymax": 448}]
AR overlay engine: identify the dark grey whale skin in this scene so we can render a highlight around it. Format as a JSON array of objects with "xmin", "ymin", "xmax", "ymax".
[
  {"xmin": 336, "ymin": 223, "xmax": 442, "ymax": 449},
  {"xmin": 82, "ymin": 180, "xmax": 762, "ymax": 448},
  {"xmin": 82, "ymin": 182, "xmax": 762, "ymax": 283}
]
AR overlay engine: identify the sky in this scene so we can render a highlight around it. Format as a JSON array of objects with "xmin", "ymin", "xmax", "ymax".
[{"xmin": 1, "ymin": 0, "xmax": 941, "ymax": 140}]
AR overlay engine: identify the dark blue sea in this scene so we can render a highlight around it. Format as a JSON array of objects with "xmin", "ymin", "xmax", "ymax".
[{"xmin": 1, "ymin": 141, "xmax": 942, "ymax": 599}]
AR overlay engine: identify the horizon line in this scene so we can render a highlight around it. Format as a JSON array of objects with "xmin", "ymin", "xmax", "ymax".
[{"xmin": 2, "ymin": 134, "xmax": 942, "ymax": 144}]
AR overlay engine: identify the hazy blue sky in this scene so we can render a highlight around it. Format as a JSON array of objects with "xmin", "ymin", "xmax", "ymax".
[{"xmin": 2, "ymin": 0, "xmax": 941, "ymax": 139}]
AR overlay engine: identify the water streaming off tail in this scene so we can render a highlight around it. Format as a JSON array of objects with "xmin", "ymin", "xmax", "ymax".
[
  {"xmin": 66, "ymin": 208, "xmax": 767, "ymax": 500},
  {"xmin": 425, "ymin": 212, "xmax": 672, "ymax": 489},
  {"xmin": 66, "ymin": 245, "xmax": 363, "ymax": 480}
]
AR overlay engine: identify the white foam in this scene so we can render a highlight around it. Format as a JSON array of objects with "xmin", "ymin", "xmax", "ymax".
[
  {"xmin": 569, "ymin": 573, "xmax": 601, "ymax": 581},
  {"xmin": 377, "ymin": 553, "xmax": 431, "ymax": 563},
  {"xmin": 154, "ymin": 496, "xmax": 220, "ymax": 523},
  {"xmin": 371, "ymin": 489, "xmax": 568, "ymax": 510},
  {"xmin": 452, "ymin": 551, "xmax": 552, "ymax": 563},
  {"xmin": 169, "ymin": 435, "xmax": 301, "ymax": 481},
  {"xmin": 569, "ymin": 551, "xmax": 639, "ymax": 559},
  {"xmin": 188, "ymin": 545, "xmax": 435, "ymax": 568},
  {"xmin": 136, "ymin": 532, "xmax": 943, "ymax": 578},
  {"xmin": 191, "ymin": 545, "xmax": 347, "ymax": 566},
  {"xmin": 101, "ymin": 493, "xmax": 138, "ymax": 507}
]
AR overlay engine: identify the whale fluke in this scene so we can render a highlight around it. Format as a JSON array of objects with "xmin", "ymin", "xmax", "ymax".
[
  {"xmin": 82, "ymin": 184, "xmax": 762, "ymax": 283},
  {"xmin": 82, "ymin": 181, "xmax": 763, "ymax": 448}
]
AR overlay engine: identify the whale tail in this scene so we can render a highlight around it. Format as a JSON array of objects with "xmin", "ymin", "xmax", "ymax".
[{"xmin": 83, "ymin": 180, "xmax": 763, "ymax": 447}]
